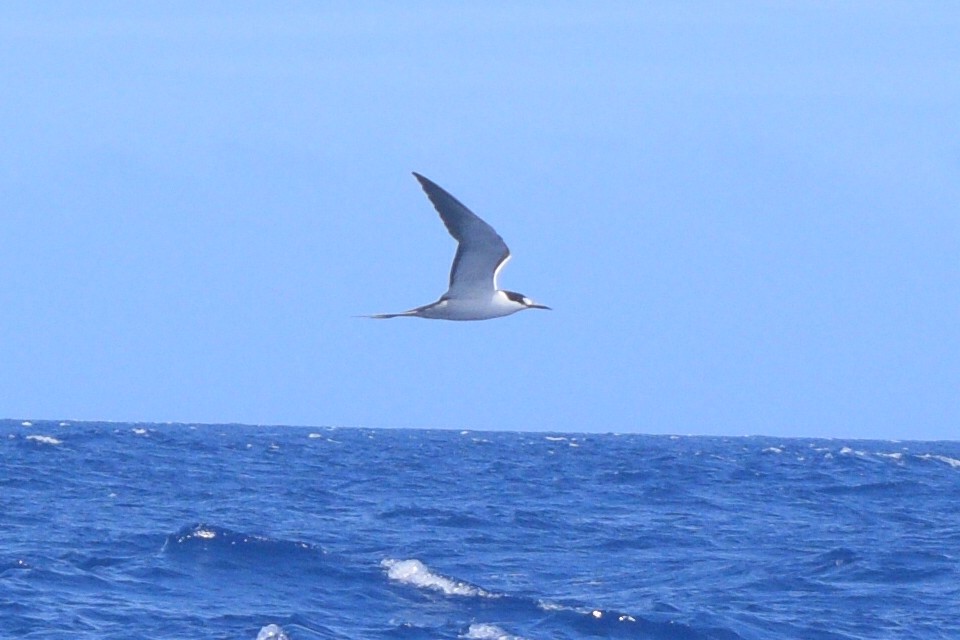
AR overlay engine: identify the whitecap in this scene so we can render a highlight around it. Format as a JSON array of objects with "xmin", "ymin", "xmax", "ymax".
[
  {"xmin": 308, "ymin": 433, "xmax": 323, "ymax": 439},
  {"xmin": 763, "ymin": 447, "xmax": 784, "ymax": 454},
  {"xmin": 26, "ymin": 435, "xmax": 62, "ymax": 445},
  {"xmin": 132, "ymin": 428, "xmax": 148, "ymax": 436},
  {"xmin": 839, "ymin": 447, "xmax": 867, "ymax": 457},
  {"xmin": 545, "ymin": 436, "xmax": 567, "ymax": 442},
  {"xmin": 21, "ymin": 421, "xmax": 33, "ymax": 427},
  {"xmin": 381, "ymin": 558, "xmax": 493, "ymax": 597},
  {"xmin": 876, "ymin": 452, "xmax": 904, "ymax": 462},
  {"xmin": 256, "ymin": 624, "xmax": 289, "ymax": 640},
  {"xmin": 462, "ymin": 623, "xmax": 525, "ymax": 640},
  {"xmin": 919, "ymin": 454, "xmax": 960, "ymax": 469}
]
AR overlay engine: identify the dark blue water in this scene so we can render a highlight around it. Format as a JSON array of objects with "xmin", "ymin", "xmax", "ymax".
[{"xmin": 2, "ymin": 421, "xmax": 958, "ymax": 639}]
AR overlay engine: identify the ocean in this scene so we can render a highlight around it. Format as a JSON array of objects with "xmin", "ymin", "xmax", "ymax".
[{"xmin": 2, "ymin": 421, "xmax": 958, "ymax": 639}]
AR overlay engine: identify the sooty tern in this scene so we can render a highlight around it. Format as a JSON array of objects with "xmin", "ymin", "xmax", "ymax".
[{"xmin": 366, "ymin": 173, "xmax": 550, "ymax": 321}]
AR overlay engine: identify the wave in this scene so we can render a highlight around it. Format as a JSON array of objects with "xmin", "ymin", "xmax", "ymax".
[
  {"xmin": 256, "ymin": 624, "xmax": 289, "ymax": 640},
  {"xmin": 815, "ymin": 445, "xmax": 960, "ymax": 471},
  {"xmin": 461, "ymin": 623, "xmax": 525, "ymax": 640},
  {"xmin": 382, "ymin": 558, "xmax": 743, "ymax": 639},
  {"xmin": 381, "ymin": 558, "xmax": 495, "ymax": 598},
  {"xmin": 918, "ymin": 453, "xmax": 960, "ymax": 469},
  {"xmin": 0, "ymin": 558, "xmax": 31, "ymax": 577},
  {"xmin": 24, "ymin": 434, "xmax": 63, "ymax": 445},
  {"xmin": 163, "ymin": 524, "xmax": 324, "ymax": 567}
]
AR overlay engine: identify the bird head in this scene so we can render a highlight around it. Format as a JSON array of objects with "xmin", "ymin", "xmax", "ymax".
[{"xmin": 504, "ymin": 290, "xmax": 551, "ymax": 311}]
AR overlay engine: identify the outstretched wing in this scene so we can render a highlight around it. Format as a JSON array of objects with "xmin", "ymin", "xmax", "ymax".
[{"xmin": 413, "ymin": 172, "xmax": 510, "ymax": 295}]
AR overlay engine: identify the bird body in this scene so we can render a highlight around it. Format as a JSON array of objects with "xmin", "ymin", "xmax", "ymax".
[
  {"xmin": 371, "ymin": 289, "xmax": 541, "ymax": 321},
  {"xmin": 366, "ymin": 173, "xmax": 549, "ymax": 321}
]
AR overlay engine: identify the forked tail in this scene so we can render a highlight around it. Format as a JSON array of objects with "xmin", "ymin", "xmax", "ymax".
[
  {"xmin": 360, "ymin": 301, "xmax": 436, "ymax": 319},
  {"xmin": 359, "ymin": 310, "xmax": 419, "ymax": 319}
]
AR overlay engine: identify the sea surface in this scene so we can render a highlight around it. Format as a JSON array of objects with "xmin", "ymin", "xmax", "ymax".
[{"xmin": 2, "ymin": 421, "xmax": 958, "ymax": 640}]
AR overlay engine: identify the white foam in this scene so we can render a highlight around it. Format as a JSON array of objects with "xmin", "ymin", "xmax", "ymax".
[
  {"xmin": 763, "ymin": 447, "xmax": 784, "ymax": 454},
  {"xmin": 545, "ymin": 436, "xmax": 567, "ymax": 442},
  {"xmin": 308, "ymin": 433, "xmax": 323, "ymax": 439},
  {"xmin": 381, "ymin": 558, "xmax": 492, "ymax": 597},
  {"xmin": 462, "ymin": 623, "xmax": 525, "ymax": 640},
  {"xmin": 132, "ymin": 428, "xmax": 148, "ymax": 436},
  {"xmin": 26, "ymin": 435, "xmax": 62, "ymax": 445},
  {"xmin": 21, "ymin": 421, "xmax": 33, "ymax": 427}
]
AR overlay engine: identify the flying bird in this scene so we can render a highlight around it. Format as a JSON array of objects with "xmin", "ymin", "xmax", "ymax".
[{"xmin": 366, "ymin": 173, "xmax": 550, "ymax": 321}]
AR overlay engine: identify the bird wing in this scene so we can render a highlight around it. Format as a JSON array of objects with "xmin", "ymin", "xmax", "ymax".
[{"xmin": 413, "ymin": 172, "xmax": 510, "ymax": 295}]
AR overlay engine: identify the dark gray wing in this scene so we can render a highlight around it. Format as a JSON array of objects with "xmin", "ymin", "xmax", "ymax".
[{"xmin": 413, "ymin": 172, "xmax": 510, "ymax": 295}]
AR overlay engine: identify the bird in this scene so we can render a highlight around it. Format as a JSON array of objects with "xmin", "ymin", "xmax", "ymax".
[{"xmin": 365, "ymin": 172, "xmax": 550, "ymax": 321}]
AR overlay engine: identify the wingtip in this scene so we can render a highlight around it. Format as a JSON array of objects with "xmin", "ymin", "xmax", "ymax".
[{"xmin": 411, "ymin": 171, "xmax": 433, "ymax": 188}]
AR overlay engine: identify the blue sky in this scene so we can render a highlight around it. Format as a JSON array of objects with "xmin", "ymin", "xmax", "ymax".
[{"xmin": 2, "ymin": 3, "xmax": 957, "ymax": 439}]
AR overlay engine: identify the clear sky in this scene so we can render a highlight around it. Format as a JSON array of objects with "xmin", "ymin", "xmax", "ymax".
[{"xmin": 2, "ymin": 3, "xmax": 957, "ymax": 439}]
